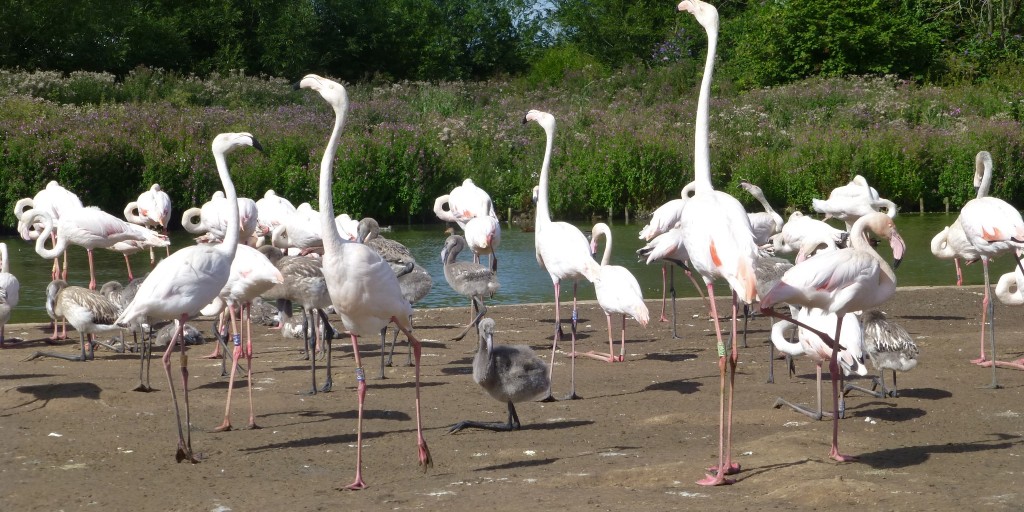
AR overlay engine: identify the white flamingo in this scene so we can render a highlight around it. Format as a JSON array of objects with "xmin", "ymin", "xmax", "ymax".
[
  {"xmin": 582, "ymin": 222, "xmax": 649, "ymax": 363},
  {"xmin": 20, "ymin": 206, "xmax": 169, "ymax": 290},
  {"xmin": 15, "ymin": 181, "xmax": 83, "ymax": 280},
  {"xmin": 200, "ymin": 244, "xmax": 284, "ymax": 432},
  {"xmin": 255, "ymin": 189, "xmax": 297, "ymax": 236},
  {"xmin": 771, "ymin": 308, "xmax": 866, "ymax": 420},
  {"xmin": 676, "ymin": 0, "xmax": 758, "ymax": 486},
  {"xmin": 524, "ymin": 109, "xmax": 600, "ymax": 401},
  {"xmin": 957, "ymin": 150, "xmax": 1024, "ymax": 387},
  {"xmin": 115, "ymin": 132, "xmax": 261, "ymax": 463},
  {"xmin": 812, "ymin": 174, "xmax": 897, "ymax": 230},
  {"xmin": 739, "ymin": 179, "xmax": 784, "ymax": 247},
  {"xmin": 0, "ymin": 243, "xmax": 20, "ymax": 348},
  {"xmin": 638, "ymin": 182, "xmax": 698, "ymax": 325},
  {"xmin": 761, "ymin": 211, "xmax": 906, "ymax": 462},
  {"xmin": 182, "ymin": 191, "xmax": 260, "ymax": 244},
  {"xmin": 299, "ymin": 73, "xmax": 431, "ymax": 490},
  {"xmin": 769, "ymin": 211, "xmax": 847, "ymax": 256}
]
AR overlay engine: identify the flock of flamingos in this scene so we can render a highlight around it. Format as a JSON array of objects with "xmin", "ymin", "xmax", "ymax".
[{"xmin": 4, "ymin": 0, "xmax": 1024, "ymax": 490}]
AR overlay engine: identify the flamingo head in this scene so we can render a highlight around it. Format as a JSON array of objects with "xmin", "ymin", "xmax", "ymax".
[
  {"xmin": 678, "ymin": 0, "xmax": 718, "ymax": 28},
  {"xmin": 864, "ymin": 212, "xmax": 905, "ymax": 269},
  {"xmin": 297, "ymin": 74, "xmax": 348, "ymax": 113},
  {"xmin": 523, "ymin": 110, "xmax": 555, "ymax": 132}
]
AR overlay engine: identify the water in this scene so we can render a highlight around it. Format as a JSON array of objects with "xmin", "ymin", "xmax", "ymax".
[{"xmin": 3, "ymin": 213, "xmax": 1006, "ymax": 323}]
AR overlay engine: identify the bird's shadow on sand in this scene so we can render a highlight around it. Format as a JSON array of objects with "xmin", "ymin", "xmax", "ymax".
[
  {"xmin": 643, "ymin": 353, "xmax": 698, "ymax": 363},
  {"xmin": 239, "ymin": 431, "xmax": 387, "ymax": 453},
  {"xmin": 644, "ymin": 379, "xmax": 701, "ymax": 395},
  {"xmin": 843, "ymin": 403, "xmax": 927, "ymax": 422},
  {"xmin": 3, "ymin": 382, "xmax": 102, "ymax": 416},
  {"xmin": 474, "ymin": 458, "xmax": 558, "ymax": 471},
  {"xmin": 899, "ymin": 314, "xmax": 967, "ymax": 322},
  {"xmin": 858, "ymin": 433, "xmax": 1023, "ymax": 469}
]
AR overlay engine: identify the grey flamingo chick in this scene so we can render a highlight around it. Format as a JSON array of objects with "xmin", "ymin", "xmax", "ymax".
[
  {"xmin": 845, "ymin": 310, "xmax": 919, "ymax": 398},
  {"xmin": 449, "ymin": 318, "xmax": 550, "ymax": 433},
  {"xmin": 27, "ymin": 280, "xmax": 122, "ymax": 362},
  {"xmin": 101, "ymin": 277, "xmax": 152, "ymax": 391},
  {"xmin": 441, "ymin": 234, "xmax": 499, "ymax": 341},
  {"xmin": 358, "ymin": 217, "xmax": 415, "ymax": 266},
  {"xmin": 258, "ymin": 245, "xmax": 334, "ymax": 394}
]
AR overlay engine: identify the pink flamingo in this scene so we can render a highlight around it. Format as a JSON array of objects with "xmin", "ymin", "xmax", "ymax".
[
  {"xmin": 760, "ymin": 211, "xmax": 905, "ymax": 462},
  {"xmin": 581, "ymin": 222, "xmax": 649, "ymax": 363},
  {"xmin": 15, "ymin": 180, "xmax": 83, "ymax": 281},
  {"xmin": 299, "ymin": 74, "xmax": 431, "ymax": 490},
  {"xmin": 957, "ymin": 150, "xmax": 1024, "ymax": 387},
  {"xmin": 124, "ymin": 183, "xmax": 173, "ymax": 261},
  {"xmin": 676, "ymin": 0, "xmax": 758, "ymax": 486},
  {"xmin": 20, "ymin": 206, "xmax": 169, "ymax": 290},
  {"xmin": 115, "ymin": 132, "xmax": 261, "ymax": 463},
  {"xmin": 638, "ymin": 182, "xmax": 698, "ymax": 324},
  {"xmin": 523, "ymin": 109, "xmax": 600, "ymax": 401}
]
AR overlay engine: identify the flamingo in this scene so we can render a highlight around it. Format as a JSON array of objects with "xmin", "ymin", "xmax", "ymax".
[
  {"xmin": 676, "ymin": 0, "xmax": 758, "ymax": 486},
  {"xmin": 20, "ymin": 205, "xmax": 169, "ymax": 290},
  {"xmin": 448, "ymin": 318, "xmax": 550, "ymax": 433},
  {"xmin": 199, "ymin": 244, "xmax": 284, "ymax": 431},
  {"xmin": 845, "ymin": 310, "xmax": 920, "ymax": 397},
  {"xmin": 771, "ymin": 308, "xmax": 866, "ymax": 420},
  {"xmin": 299, "ymin": 73, "xmax": 431, "ymax": 489},
  {"xmin": 983, "ymin": 266, "xmax": 1024, "ymax": 370},
  {"xmin": 101, "ymin": 276, "xmax": 151, "ymax": 391},
  {"xmin": 957, "ymin": 150, "xmax": 1024, "ymax": 387},
  {"xmin": 638, "ymin": 182, "xmax": 698, "ymax": 324},
  {"xmin": 26, "ymin": 280, "xmax": 123, "ymax": 362},
  {"xmin": 929, "ymin": 220, "xmax": 978, "ymax": 286},
  {"xmin": 255, "ymin": 189, "xmax": 297, "ymax": 236},
  {"xmin": 115, "ymin": 132, "xmax": 261, "ymax": 463},
  {"xmin": 760, "ymin": 211, "xmax": 906, "ymax": 462},
  {"xmin": 435, "ymin": 180, "xmax": 502, "ymax": 271},
  {"xmin": 636, "ymin": 225, "xmax": 707, "ymax": 339},
  {"xmin": 812, "ymin": 175, "xmax": 897, "ymax": 230},
  {"xmin": 182, "ymin": 191, "xmax": 260, "ymax": 245},
  {"xmin": 739, "ymin": 179, "xmax": 784, "ymax": 247},
  {"xmin": 769, "ymin": 211, "xmax": 847, "ymax": 256},
  {"xmin": 0, "ymin": 243, "xmax": 20, "ymax": 348},
  {"xmin": 580, "ymin": 222, "xmax": 649, "ymax": 363},
  {"xmin": 124, "ymin": 183, "xmax": 173, "ymax": 261},
  {"xmin": 441, "ymin": 234, "xmax": 499, "ymax": 341},
  {"xmin": 15, "ymin": 181, "xmax": 84, "ymax": 280},
  {"xmin": 523, "ymin": 109, "xmax": 600, "ymax": 401}
]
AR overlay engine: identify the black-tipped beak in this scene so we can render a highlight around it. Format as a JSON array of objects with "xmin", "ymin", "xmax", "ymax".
[
  {"xmin": 251, "ymin": 137, "xmax": 265, "ymax": 152},
  {"xmin": 892, "ymin": 257, "xmax": 902, "ymax": 270},
  {"xmin": 292, "ymin": 81, "xmax": 302, "ymax": 91}
]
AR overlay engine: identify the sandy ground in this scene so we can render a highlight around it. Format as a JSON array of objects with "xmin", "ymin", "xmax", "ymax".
[{"xmin": 1, "ymin": 285, "xmax": 1023, "ymax": 511}]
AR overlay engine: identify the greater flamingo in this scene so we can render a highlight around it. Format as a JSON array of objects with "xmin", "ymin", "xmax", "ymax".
[
  {"xmin": 448, "ymin": 318, "xmax": 550, "ymax": 433},
  {"xmin": 200, "ymin": 244, "xmax": 284, "ymax": 431},
  {"xmin": 769, "ymin": 211, "xmax": 847, "ymax": 256},
  {"xmin": 182, "ymin": 190, "xmax": 260, "ymax": 245},
  {"xmin": 812, "ymin": 175, "xmax": 897, "ymax": 230},
  {"xmin": 15, "ymin": 180, "xmax": 83, "ymax": 280},
  {"xmin": 0, "ymin": 243, "xmax": 20, "ymax": 348},
  {"xmin": 676, "ymin": 0, "xmax": 758, "ymax": 486},
  {"xmin": 770, "ymin": 308, "xmax": 866, "ymax": 420},
  {"xmin": 581, "ymin": 222, "xmax": 649, "ymax": 363},
  {"xmin": 20, "ymin": 205, "xmax": 169, "ymax": 290},
  {"xmin": 739, "ymin": 179, "xmax": 783, "ymax": 247},
  {"xmin": 115, "ymin": 132, "xmax": 261, "ymax": 463},
  {"xmin": 124, "ymin": 183, "xmax": 173, "ymax": 260},
  {"xmin": 26, "ymin": 280, "xmax": 123, "ymax": 362},
  {"xmin": 957, "ymin": 150, "xmax": 1024, "ymax": 386},
  {"xmin": 760, "ymin": 211, "xmax": 905, "ymax": 462},
  {"xmin": 524, "ymin": 109, "xmax": 600, "ymax": 401},
  {"xmin": 299, "ymin": 73, "xmax": 431, "ymax": 489},
  {"xmin": 929, "ymin": 220, "xmax": 977, "ymax": 286},
  {"xmin": 637, "ymin": 182, "xmax": 699, "ymax": 325}
]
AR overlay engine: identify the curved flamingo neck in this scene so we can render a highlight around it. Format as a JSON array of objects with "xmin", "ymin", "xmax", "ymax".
[
  {"xmin": 849, "ymin": 216, "xmax": 895, "ymax": 282},
  {"xmin": 594, "ymin": 223, "xmax": 612, "ymax": 266},
  {"xmin": 212, "ymin": 151, "xmax": 240, "ymax": 251},
  {"xmin": 536, "ymin": 122, "xmax": 555, "ymax": 227},
  {"xmin": 975, "ymin": 152, "xmax": 992, "ymax": 199},
  {"xmin": 27, "ymin": 210, "xmax": 63, "ymax": 260},
  {"xmin": 0, "ymin": 243, "xmax": 9, "ymax": 274},
  {"xmin": 693, "ymin": 18, "xmax": 718, "ymax": 193},
  {"xmin": 318, "ymin": 95, "xmax": 350, "ymax": 254}
]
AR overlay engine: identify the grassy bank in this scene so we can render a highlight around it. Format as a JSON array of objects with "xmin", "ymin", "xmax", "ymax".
[{"xmin": 1, "ymin": 67, "xmax": 1022, "ymax": 231}]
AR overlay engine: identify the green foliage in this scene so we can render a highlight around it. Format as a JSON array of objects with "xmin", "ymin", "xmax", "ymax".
[
  {"xmin": 527, "ymin": 44, "xmax": 610, "ymax": 88},
  {"xmin": 550, "ymin": 0, "xmax": 676, "ymax": 68},
  {"xmin": 727, "ymin": 0, "xmax": 945, "ymax": 88}
]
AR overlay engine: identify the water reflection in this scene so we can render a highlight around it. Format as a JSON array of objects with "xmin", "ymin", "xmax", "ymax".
[{"xmin": 2, "ymin": 213, "xmax": 1007, "ymax": 323}]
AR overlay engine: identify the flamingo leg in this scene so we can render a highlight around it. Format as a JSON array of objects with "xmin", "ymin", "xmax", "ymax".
[
  {"xmin": 619, "ymin": 314, "xmax": 627, "ymax": 361},
  {"xmin": 540, "ymin": 280, "xmax": 562, "ymax": 402},
  {"xmin": 954, "ymin": 257, "xmax": 963, "ymax": 287},
  {"xmin": 565, "ymin": 281, "xmax": 582, "ymax": 400},
  {"xmin": 697, "ymin": 283, "xmax": 735, "ymax": 486},
  {"xmin": 318, "ymin": 309, "xmax": 333, "ymax": 393},
  {"xmin": 774, "ymin": 361, "xmax": 831, "ymax": 420},
  {"xmin": 87, "ymin": 248, "xmax": 97, "ymax": 290},
  {"xmin": 721, "ymin": 292, "xmax": 741, "ymax": 475},
  {"xmin": 215, "ymin": 305, "xmax": 243, "ymax": 432},
  {"xmin": 827, "ymin": 320, "xmax": 856, "ymax": 462},
  {"xmin": 162, "ymin": 317, "xmax": 199, "ymax": 463},
  {"xmin": 972, "ymin": 257, "xmax": 992, "ymax": 365},
  {"xmin": 397, "ymin": 324, "xmax": 432, "ymax": 470},
  {"xmin": 669, "ymin": 265, "xmax": 680, "ymax": 339},
  {"xmin": 659, "ymin": 263, "xmax": 669, "ymax": 322},
  {"xmin": 123, "ymin": 254, "xmax": 134, "ymax": 281},
  {"xmin": 577, "ymin": 311, "xmax": 618, "ymax": 363},
  {"xmin": 345, "ymin": 333, "xmax": 368, "ymax": 490},
  {"xmin": 133, "ymin": 324, "xmax": 153, "ymax": 392}
]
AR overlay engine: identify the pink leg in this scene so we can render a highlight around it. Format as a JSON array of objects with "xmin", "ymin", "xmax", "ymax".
[
  {"xmin": 721, "ymin": 292, "xmax": 741, "ymax": 475},
  {"xmin": 345, "ymin": 334, "xmax": 368, "ymax": 490},
  {"xmin": 828, "ymin": 321, "xmax": 856, "ymax": 462},
  {"xmin": 954, "ymin": 258, "xmax": 963, "ymax": 287},
  {"xmin": 123, "ymin": 254, "xmax": 134, "ymax": 281},
  {"xmin": 541, "ymin": 281, "xmax": 562, "ymax": 400},
  {"xmin": 972, "ymin": 258, "xmax": 991, "ymax": 365},
  {"xmin": 398, "ymin": 322, "xmax": 432, "ymax": 468},
  {"xmin": 244, "ymin": 304, "xmax": 258, "ymax": 428},
  {"xmin": 619, "ymin": 315, "xmax": 627, "ymax": 362},
  {"xmin": 215, "ymin": 305, "xmax": 242, "ymax": 432},
  {"xmin": 87, "ymin": 249, "xmax": 97, "ymax": 290},
  {"xmin": 566, "ymin": 282, "xmax": 581, "ymax": 399},
  {"xmin": 697, "ymin": 283, "xmax": 735, "ymax": 486},
  {"xmin": 577, "ymin": 311, "xmax": 617, "ymax": 362},
  {"xmin": 162, "ymin": 316, "xmax": 199, "ymax": 463}
]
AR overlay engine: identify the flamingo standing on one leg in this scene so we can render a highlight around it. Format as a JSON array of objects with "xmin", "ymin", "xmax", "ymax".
[
  {"xmin": 676, "ymin": 0, "xmax": 758, "ymax": 486},
  {"xmin": 582, "ymin": 222, "xmax": 649, "ymax": 363},
  {"xmin": 957, "ymin": 151, "xmax": 1024, "ymax": 387},
  {"xmin": 124, "ymin": 183, "xmax": 173, "ymax": 260},
  {"xmin": 115, "ymin": 132, "xmax": 261, "ymax": 463},
  {"xmin": 638, "ymin": 183, "xmax": 697, "ymax": 323},
  {"xmin": 760, "ymin": 211, "xmax": 906, "ymax": 463},
  {"xmin": 298, "ymin": 74, "xmax": 431, "ymax": 490},
  {"xmin": 523, "ymin": 109, "xmax": 600, "ymax": 401}
]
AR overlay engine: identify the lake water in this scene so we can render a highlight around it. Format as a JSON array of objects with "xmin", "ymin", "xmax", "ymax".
[{"xmin": 2, "ymin": 213, "xmax": 1006, "ymax": 323}]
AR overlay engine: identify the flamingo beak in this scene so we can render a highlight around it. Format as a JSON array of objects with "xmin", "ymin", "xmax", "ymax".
[{"xmin": 889, "ymin": 232, "xmax": 906, "ymax": 270}]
